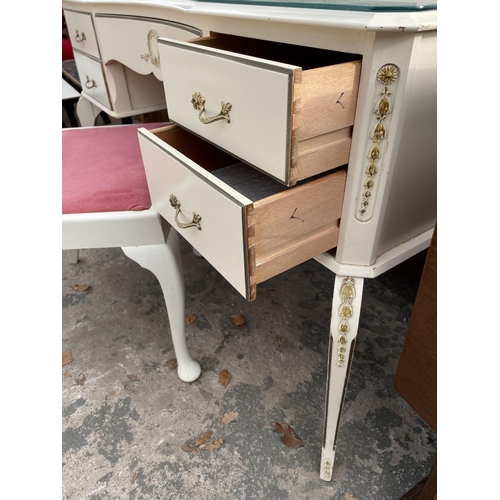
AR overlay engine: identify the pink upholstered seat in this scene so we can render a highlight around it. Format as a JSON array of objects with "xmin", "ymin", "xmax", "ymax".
[
  {"xmin": 62, "ymin": 123, "xmax": 165, "ymax": 214},
  {"xmin": 61, "ymin": 122, "xmax": 202, "ymax": 382}
]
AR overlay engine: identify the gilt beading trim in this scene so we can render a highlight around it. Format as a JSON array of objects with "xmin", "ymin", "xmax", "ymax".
[
  {"xmin": 337, "ymin": 277, "xmax": 356, "ymax": 367},
  {"xmin": 357, "ymin": 64, "xmax": 399, "ymax": 219},
  {"xmin": 141, "ymin": 29, "xmax": 161, "ymax": 68}
]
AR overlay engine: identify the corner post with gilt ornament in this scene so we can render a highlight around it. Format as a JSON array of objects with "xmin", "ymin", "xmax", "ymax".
[{"xmin": 320, "ymin": 275, "xmax": 364, "ymax": 481}]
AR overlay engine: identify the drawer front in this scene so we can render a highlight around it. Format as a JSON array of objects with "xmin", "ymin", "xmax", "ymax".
[
  {"xmin": 64, "ymin": 10, "xmax": 99, "ymax": 59},
  {"xmin": 159, "ymin": 38, "xmax": 298, "ymax": 185},
  {"xmin": 138, "ymin": 126, "xmax": 251, "ymax": 298},
  {"xmin": 138, "ymin": 125, "xmax": 346, "ymax": 301},
  {"xmin": 95, "ymin": 15, "xmax": 202, "ymax": 82},
  {"xmin": 73, "ymin": 52, "xmax": 110, "ymax": 108}
]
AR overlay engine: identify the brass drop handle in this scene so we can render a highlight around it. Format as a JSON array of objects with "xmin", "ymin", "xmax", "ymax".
[
  {"xmin": 169, "ymin": 195, "xmax": 202, "ymax": 230},
  {"xmin": 85, "ymin": 76, "xmax": 97, "ymax": 89},
  {"xmin": 191, "ymin": 92, "xmax": 232, "ymax": 125},
  {"xmin": 74, "ymin": 29, "xmax": 86, "ymax": 43}
]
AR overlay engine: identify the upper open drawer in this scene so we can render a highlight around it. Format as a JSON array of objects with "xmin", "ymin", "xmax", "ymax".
[{"xmin": 157, "ymin": 34, "xmax": 361, "ymax": 186}]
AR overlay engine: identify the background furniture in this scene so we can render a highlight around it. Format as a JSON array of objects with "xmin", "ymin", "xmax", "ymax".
[
  {"xmin": 395, "ymin": 225, "xmax": 437, "ymax": 500},
  {"xmin": 62, "ymin": 123, "xmax": 201, "ymax": 383},
  {"xmin": 62, "ymin": 0, "xmax": 437, "ymax": 481}
]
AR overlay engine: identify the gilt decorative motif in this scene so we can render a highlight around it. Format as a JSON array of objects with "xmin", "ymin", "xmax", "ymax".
[
  {"xmin": 337, "ymin": 277, "xmax": 356, "ymax": 367},
  {"xmin": 141, "ymin": 29, "xmax": 161, "ymax": 68},
  {"xmin": 358, "ymin": 64, "xmax": 399, "ymax": 218}
]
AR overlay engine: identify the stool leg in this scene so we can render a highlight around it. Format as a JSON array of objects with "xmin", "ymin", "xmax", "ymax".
[
  {"xmin": 320, "ymin": 275, "xmax": 364, "ymax": 481},
  {"xmin": 68, "ymin": 249, "xmax": 79, "ymax": 264},
  {"xmin": 122, "ymin": 230, "xmax": 201, "ymax": 383}
]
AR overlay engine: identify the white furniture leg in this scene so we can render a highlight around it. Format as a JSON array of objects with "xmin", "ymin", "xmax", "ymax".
[
  {"xmin": 68, "ymin": 249, "xmax": 79, "ymax": 264},
  {"xmin": 320, "ymin": 275, "xmax": 364, "ymax": 481},
  {"xmin": 122, "ymin": 229, "xmax": 201, "ymax": 383},
  {"xmin": 76, "ymin": 96, "xmax": 101, "ymax": 127}
]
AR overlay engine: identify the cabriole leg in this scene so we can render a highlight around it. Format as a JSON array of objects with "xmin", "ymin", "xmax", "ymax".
[
  {"xmin": 320, "ymin": 275, "xmax": 364, "ymax": 481},
  {"xmin": 122, "ymin": 229, "xmax": 201, "ymax": 383}
]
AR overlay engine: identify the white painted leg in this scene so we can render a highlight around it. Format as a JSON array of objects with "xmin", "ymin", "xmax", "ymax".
[
  {"xmin": 122, "ymin": 229, "xmax": 201, "ymax": 383},
  {"xmin": 75, "ymin": 96, "xmax": 101, "ymax": 127},
  {"xmin": 320, "ymin": 275, "xmax": 364, "ymax": 481},
  {"xmin": 68, "ymin": 249, "xmax": 79, "ymax": 264}
]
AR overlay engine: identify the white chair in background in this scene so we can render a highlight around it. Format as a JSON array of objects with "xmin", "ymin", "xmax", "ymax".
[{"xmin": 62, "ymin": 123, "xmax": 201, "ymax": 382}]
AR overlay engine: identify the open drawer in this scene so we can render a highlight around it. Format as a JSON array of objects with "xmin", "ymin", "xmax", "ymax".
[
  {"xmin": 138, "ymin": 124, "xmax": 346, "ymax": 301},
  {"xmin": 157, "ymin": 34, "xmax": 361, "ymax": 186}
]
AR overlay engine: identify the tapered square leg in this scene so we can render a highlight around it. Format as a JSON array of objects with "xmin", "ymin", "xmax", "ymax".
[{"xmin": 320, "ymin": 275, "xmax": 364, "ymax": 481}]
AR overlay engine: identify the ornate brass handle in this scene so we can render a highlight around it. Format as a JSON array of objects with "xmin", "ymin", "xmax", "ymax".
[
  {"xmin": 74, "ymin": 29, "xmax": 86, "ymax": 43},
  {"xmin": 169, "ymin": 195, "xmax": 202, "ymax": 230},
  {"xmin": 85, "ymin": 76, "xmax": 97, "ymax": 89},
  {"xmin": 191, "ymin": 92, "xmax": 232, "ymax": 125}
]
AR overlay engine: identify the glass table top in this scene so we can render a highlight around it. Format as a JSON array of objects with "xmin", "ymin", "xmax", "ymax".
[{"xmin": 196, "ymin": 0, "xmax": 437, "ymax": 11}]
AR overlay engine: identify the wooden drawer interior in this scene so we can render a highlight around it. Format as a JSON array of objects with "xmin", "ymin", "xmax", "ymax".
[
  {"xmin": 159, "ymin": 33, "xmax": 361, "ymax": 186},
  {"xmin": 143, "ymin": 126, "xmax": 346, "ymax": 300}
]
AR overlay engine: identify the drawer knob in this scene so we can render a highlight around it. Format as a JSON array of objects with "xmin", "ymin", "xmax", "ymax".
[
  {"xmin": 169, "ymin": 195, "xmax": 202, "ymax": 230},
  {"xmin": 191, "ymin": 92, "xmax": 232, "ymax": 125},
  {"xmin": 84, "ymin": 76, "xmax": 97, "ymax": 89},
  {"xmin": 74, "ymin": 29, "xmax": 86, "ymax": 43}
]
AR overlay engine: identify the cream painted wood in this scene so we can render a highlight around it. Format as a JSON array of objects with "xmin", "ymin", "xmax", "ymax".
[
  {"xmin": 62, "ymin": 0, "xmax": 437, "ymax": 482},
  {"xmin": 95, "ymin": 15, "xmax": 201, "ymax": 81},
  {"xmin": 63, "ymin": 206, "xmax": 201, "ymax": 382},
  {"xmin": 64, "ymin": 9, "xmax": 100, "ymax": 59},
  {"xmin": 73, "ymin": 51, "xmax": 111, "ymax": 109},
  {"xmin": 75, "ymin": 96, "xmax": 101, "ymax": 127},
  {"xmin": 320, "ymin": 275, "xmax": 364, "ymax": 481},
  {"xmin": 138, "ymin": 126, "xmax": 251, "ymax": 298},
  {"xmin": 159, "ymin": 39, "xmax": 295, "ymax": 184}
]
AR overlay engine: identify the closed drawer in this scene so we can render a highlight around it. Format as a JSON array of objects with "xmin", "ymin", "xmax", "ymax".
[
  {"xmin": 138, "ymin": 125, "xmax": 346, "ymax": 301},
  {"xmin": 94, "ymin": 15, "xmax": 202, "ymax": 81},
  {"xmin": 64, "ymin": 9, "xmax": 99, "ymax": 59},
  {"xmin": 73, "ymin": 51, "xmax": 110, "ymax": 109},
  {"xmin": 158, "ymin": 34, "xmax": 361, "ymax": 186}
]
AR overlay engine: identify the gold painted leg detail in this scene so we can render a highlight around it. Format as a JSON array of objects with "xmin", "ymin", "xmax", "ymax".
[{"xmin": 320, "ymin": 276, "xmax": 364, "ymax": 481}]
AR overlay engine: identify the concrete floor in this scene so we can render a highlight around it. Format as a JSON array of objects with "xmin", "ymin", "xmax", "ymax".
[{"xmin": 62, "ymin": 236, "xmax": 436, "ymax": 499}]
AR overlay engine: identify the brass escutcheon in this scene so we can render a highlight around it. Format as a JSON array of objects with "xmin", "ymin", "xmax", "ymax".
[
  {"xmin": 74, "ymin": 29, "xmax": 86, "ymax": 43},
  {"xmin": 85, "ymin": 76, "xmax": 96, "ymax": 89},
  {"xmin": 191, "ymin": 92, "xmax": 232, "ymax": 125},
  {"xmin": 169, "ymin": 195, "xmax": 202, "ymax": 230}
]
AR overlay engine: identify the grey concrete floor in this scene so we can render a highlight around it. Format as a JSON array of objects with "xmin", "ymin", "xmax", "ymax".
[{"xmin": 62, "ymin": 237, "xmax": 436, "ymax": 500}]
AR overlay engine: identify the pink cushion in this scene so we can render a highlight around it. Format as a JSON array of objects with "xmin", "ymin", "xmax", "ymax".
[{"xmin": 62, "ymin": 123, "xmax": 167, "ymax": 215}]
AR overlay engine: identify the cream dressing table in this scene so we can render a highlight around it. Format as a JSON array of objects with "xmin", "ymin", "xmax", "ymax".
[{"xmin": 62, "ymin": 0, "xmax": 437, "ymax": 481}]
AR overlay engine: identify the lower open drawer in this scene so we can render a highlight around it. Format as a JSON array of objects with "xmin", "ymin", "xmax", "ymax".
[{"xmin": 138, "ymin": 124, "xmax": 346, "ymax": 300}]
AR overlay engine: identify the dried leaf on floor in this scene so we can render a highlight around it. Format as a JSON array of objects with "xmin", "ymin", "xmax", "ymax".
[
  {"xmin": 165, "ymin": 359, "xmax": 178, "ymax": 370},
  {"xmin": 344, "ymin": 494, "xmax": 359, "ymax": 500},
  {"xmin": 221, "ymin": 412, "xmax": 239, "ymax": 425},
  {"xmin": 75, "ymin": 375, "xmax": 86, "ymax": 386},
  {"xmin": 272, "ymin": 422, "xmax": 304, "ymax": 449},
  {"xmin": 229, "ymin": 314, "xmax": 247, "ymax": 327},
  {"xmin": 275, "ymin": 336, "xmax": 289, "ymax": 349},
  {"xmin": 180, "ymin": 441, "xmax": 199, "ymax": 455},
  {"xmin": 62, "ymin": 350, "xmax": 73, "ymax": 366},
  {"xmin": 127, "ymin": 375, "xmax": 139, "ymax": 382},
  {"xmin": 202, "ymin": 438, "xmax": 223, "ymax": 451},
  {"xmin": 108, "ymin": 391, "xmax": 116, "ymax": 396},
  {"xmin": 185, "ymin": 314, "xmax": 197, "ymax": 326},
  {"xmin": 131, "ymin": 472, "xmax": 138, "ymax": 484},
  {"xmin": 70, "ymin": 284, "xmax": 90, "ymax": 292},
  {"xmin": 195, "ymin": 431, "xmax": 213, "ymax": 447},
  {"xmin": 218, "ymin": 369, "xmax": 231, "ymax": 387},
  {"xmin": 63, "ymin": 372, "xmax": 71, "ymax": 378}
]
